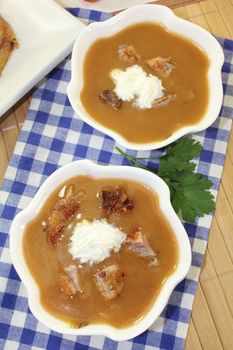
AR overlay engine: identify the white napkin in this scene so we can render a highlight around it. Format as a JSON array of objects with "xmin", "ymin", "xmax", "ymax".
[{"xmin": 56, "ymin": 0, "xmax": 157, "ymax": 12}]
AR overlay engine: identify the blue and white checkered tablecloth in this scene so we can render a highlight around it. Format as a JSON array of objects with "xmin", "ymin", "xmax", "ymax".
[{"xmin": 0, "ymin": 7, "xmax": 233, "ymax": 350}]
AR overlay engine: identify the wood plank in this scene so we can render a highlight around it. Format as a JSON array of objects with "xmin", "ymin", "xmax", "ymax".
[
  {"xmin": 215, "ymin": 181, "xmax": 226, "ymax": 204},
  {"xmin": 0, "ymin": 112, "xmax": 19, "ymax": 160},
  {"xmin": 173, "ymin": 6, "xmax": 189, "ymax": 19},
  {"xmin": 214, "ymin": 0, "xmax": 233, "ymax": 10},
  {"xmin": 202, "ymin": 9, "xmax": 230, "ymax": 37},
  {"xmin": 185, "ymin": 318, "xmax": 202, "ymax": 350},
  {"xmin": 200, "ymin": 250, "xmax": 216, "ymax": 283},
  {"xmin": 201, "ymin": 0, "xmax": 218, "ymax": 12},
  {"xmin": 13, "ymin": 95, "xmax": 30, "ymax": 131},
  {"xmin": 0, "ymin": 129, "xmax": 9, "ymax": 183},
  {"xmin": 227, "ymin": 127, "xmax": 233, "ymax": 164},
  {"xmin": 222, "ymin": 153, "xmax": 233, "ymax": 202},
  {"xmin": 215, "ymin": 191, "xmax": 233, "ymax": 264},
  {"xmin": 208, "ymin": 217, "xmax": 233, "ymax": 276},
  {"xmin": 219, "ymin": 271, "xmax": 233, "ymax": 316},
  {"xmin": 185, "ymin": 4, "xmax": 210, "ymax": 31},
  {"xmin": 191, "ymin": 284, "xmax": 223, "ymax": 350},
  {"xmin": 187, "ymin": 11, "xmax": 210, "ymax": 30},
  {"xmin": 200, "ymin": 251, "xmax": 233, "ymax": 349},
  {"xmin": 185, "ymin": 3, "xmax": 211, "ymax": 31},
  {"xmin": 216, "ymin": 7, "xmax": 233, "ymax": 38},
  {"xmin": 198, "ymin": 0, "xmax": 231, "ymax": 37},
  {"xmin": 185, "ymin": 3, "xmax": 203, "ymax": 17},
  {"xmin": 201, "ymin": 277, "xmax": 233, "ymax": 349}
]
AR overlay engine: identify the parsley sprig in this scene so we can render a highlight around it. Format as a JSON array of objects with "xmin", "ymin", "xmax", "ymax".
[{"xmin": 116, "ymin": 138, "xmax": 215, "ymax": 223}]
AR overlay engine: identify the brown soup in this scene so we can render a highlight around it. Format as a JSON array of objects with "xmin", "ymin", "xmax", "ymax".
[
  {"xmin": 23, "ymin": 176, "xmax": 178, "ymax": 328},
  {"xmin": 81, "ymin": 22, "xmax": 209, "ymax": 143}
]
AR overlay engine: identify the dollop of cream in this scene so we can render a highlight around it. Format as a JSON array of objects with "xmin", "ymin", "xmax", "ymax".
[
  {"xmin": 69, "ymin": 219, "xmax": 126, "ymax": 265},
  {"xmin": 111, "ymin": 64, "xmax": 164, "ymax": 109}
]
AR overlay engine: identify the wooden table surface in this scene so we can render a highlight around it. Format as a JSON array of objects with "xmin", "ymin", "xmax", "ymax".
[{"xmin": 1, "ymin": 0, "xmax": 233, "ymax": 349}]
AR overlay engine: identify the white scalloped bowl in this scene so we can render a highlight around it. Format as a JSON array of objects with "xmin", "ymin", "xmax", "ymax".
[
  {"xmin": 10, "ymin": 160, "xmax": 191, "ymax": 340},
  {"xmin": 67, "ymin": 4, "xmax": 224, "ymax": 151}
]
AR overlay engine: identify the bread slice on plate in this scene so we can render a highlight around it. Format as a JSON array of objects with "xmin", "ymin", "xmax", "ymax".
[{"xmin": 0, "ymin": 16, "xmax": 18, "ymax": 74}]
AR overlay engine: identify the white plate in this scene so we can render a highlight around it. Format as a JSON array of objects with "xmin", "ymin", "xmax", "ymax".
[
  {"xmin": 0, "ymin": 0, "xmax": 85, "ymax": 117},
  {"xmin": 10, "ymin": 159, "xmax": 191, "ymax": 340},
  {"xmin": 57, "ymin": 0, "xmax": 156, "ymax": 13},
  {"xmin": 68, "ymin": 4, "xmax": 224, "ymax": 150}
]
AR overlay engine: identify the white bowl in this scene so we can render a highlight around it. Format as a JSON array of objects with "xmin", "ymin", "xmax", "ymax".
[
  {"xmin": 10, "ymin": 160, "xmax": 191, "ymax": 340},
  {"xmin": 67, "ymin": 4, "xmax": 224, "ymax": 151}
]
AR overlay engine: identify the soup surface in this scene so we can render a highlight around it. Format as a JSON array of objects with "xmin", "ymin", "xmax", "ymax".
[
  {"xmin": 81, "ymin": 22, "xmax": 209, "ymax": 143},
  {"xmin": 24, "ymin": 176, "xmax": 178, "ymax": 328}
]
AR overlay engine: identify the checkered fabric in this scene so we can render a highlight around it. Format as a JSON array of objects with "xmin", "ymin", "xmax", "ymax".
[{"xmin": 0, "ymin": 7, "xmax": 233, "ymax": 350}]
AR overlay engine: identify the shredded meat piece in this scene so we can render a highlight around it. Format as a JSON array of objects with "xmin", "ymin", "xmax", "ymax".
[
  {"xmin": 101, "ymin": 187, "xmax": 134, "ymax": 215},
  {"xmin": 152, "ymin": 94, "xmax": 176, "ymax": 108},
  {"xmin": 94, "ymin": 264, "xmax": 125, "ymax": 300},
  {"xmin": 98, "ymin": 90, "xmax": 122, "ymax": 109},
  {"xmin": 146, "ymin": 56, "xmax": 174, "ymax": 77},
  {"xmin": 44, "ymin": 198, "xmax": 79, "ymax": 246},
  {"xmin": 59, "ymin": 273, "xmax": 77, "ymax": 296},
  {"xmin": 59, "ymin": 265, "xmax": 84, "ymax": 296},
  {"xmin": 64, "ymin": 265, "xmax": 82, "ymax": 291},
  {"xmin": 118, "ymin": 44, "xmax": 141, "ymax": 63},
  {"xmin": 125, "ymin": 228, "xmax": 158, "ymax": 266}
]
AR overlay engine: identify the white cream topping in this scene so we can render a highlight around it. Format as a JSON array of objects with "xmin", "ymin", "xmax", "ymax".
[
  {"xmin": 111, "ymin": 64, "xmax": 164, "ymax": 109},
  {"xmin": 69, "ymin": 219, "xmax": 126, "ymax": 265}
]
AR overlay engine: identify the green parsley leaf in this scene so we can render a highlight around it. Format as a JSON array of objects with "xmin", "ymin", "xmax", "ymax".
[
  {"xmin": 115, "ymin": 137, "xmax": 215, "ymax": 223},
  {"xmin": 158, "ymin": 156, "xmax": 196, "ymax": 177},
  {"xmin": 162, "ymin": 137, "xmax": 202, "ymax": 162},
  {"xmin": 171, "ymin": 173, "xmax": 215, "ymax": 222}
]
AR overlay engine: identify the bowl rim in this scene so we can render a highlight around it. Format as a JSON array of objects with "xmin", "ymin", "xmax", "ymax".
[
  {"xmin": 67, "ymin": 4, "xmax": 224, "ymax": 151},
  {"xmin": 10, "ymin": 159, "xmax": 191, "ymax": 340}
]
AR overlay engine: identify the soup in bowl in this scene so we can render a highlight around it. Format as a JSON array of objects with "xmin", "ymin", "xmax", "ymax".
[
  {"xmin": 10, "ymin": 160, "xmax": 191, "ymax": 340},
  {"xmin": 67, "ymin": 4, "xmax": 224, "ymax": 150}
]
